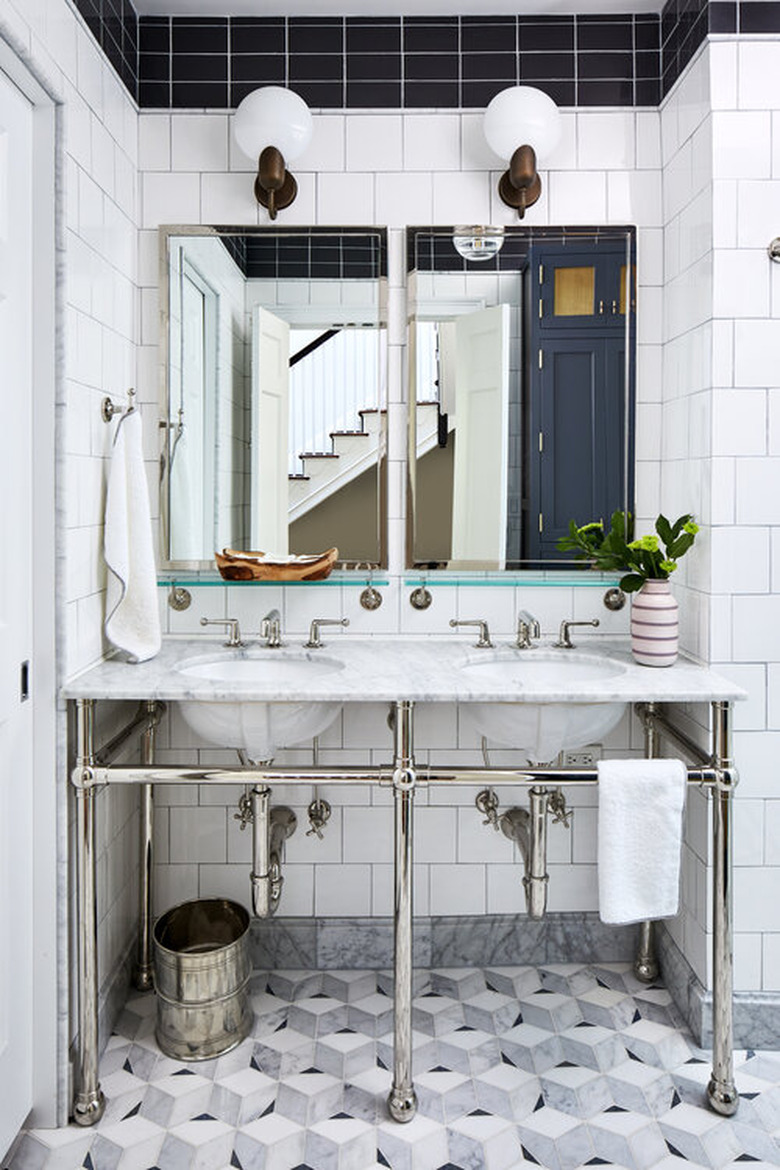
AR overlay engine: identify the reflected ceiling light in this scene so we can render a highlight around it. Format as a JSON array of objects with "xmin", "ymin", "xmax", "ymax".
[
  {"xmin": 483, "ymin": 86, "xmax": 562, "ymax": 218},
  {"xmin": 452, "ymin": 226, "xmax": 505, "ymax": 262},
  {"xmin": 233, "ymin": 86, "xmax": 313, "ymax": 220}
]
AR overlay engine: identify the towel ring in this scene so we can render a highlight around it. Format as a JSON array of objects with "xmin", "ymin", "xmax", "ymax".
[{"xmin": 102, "ymin": 388, "xmax": 136, "ymax": 422}]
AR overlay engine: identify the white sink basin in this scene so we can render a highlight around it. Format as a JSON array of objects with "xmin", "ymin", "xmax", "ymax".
[
  {"xmin": 461, "ymin": 651, "xmax": 627, "ymax": 763},
  {"xmin": 176, "ymin": 651, "xmax": 344, "ymax": 762}
]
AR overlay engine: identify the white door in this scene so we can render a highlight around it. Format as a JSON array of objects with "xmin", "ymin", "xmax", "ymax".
[
  {"xmin": 0, "ymin": 67, "xmax": 34, "ymax": 1157},
  {"xmin": 251, "ymin": 307, "xmax": 290, "ymax": 554},
  {"xmin": 450, "ymin": 304, "xmax": 510, "ymax": 567}
]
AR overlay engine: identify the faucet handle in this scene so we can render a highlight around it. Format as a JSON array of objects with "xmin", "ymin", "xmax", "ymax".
[
  {"xmin": 260, "ymin": 612, "xmax": 283, "ymax": 647},
  {"xmin": 449, "ymin": 618, "xmax": 493, "ymax": 648},
  {"xmin": 554, "ymin": 618, "xmax": 599, "ymax": 649},
  {"xmin": 200, "ymin": 617, "xmax": 244, "ymax": 647},
  {"xmin": 304, "ymin": 617, "xmax": 349, "ymax": 649},
  {"xmin": 516, "ymin": 613, "xmax": 541, "ymax": 649}
]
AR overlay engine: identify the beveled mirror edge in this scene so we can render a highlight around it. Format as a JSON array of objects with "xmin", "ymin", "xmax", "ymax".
[
  {"xmin": 157, "ymin": 224, "xmax": 389, "ymax": 579},
  {"xmin": 404, "ymin": 224, "xmax": 636, "ymax": 575}
]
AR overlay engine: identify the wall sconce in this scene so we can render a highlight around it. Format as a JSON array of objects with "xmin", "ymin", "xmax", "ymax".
[
  {"xmin": 233, "ymin": 86, "xmax": 313, "ymax": 219},
  {"xmin": 483, "ymin": 86, "xmax": 561, "ymax": 218}
]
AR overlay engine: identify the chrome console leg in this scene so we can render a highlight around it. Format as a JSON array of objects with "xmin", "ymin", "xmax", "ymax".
[
  {"xmin": 388, "ymin": 700, "xmax": 418, "ymax": 1124},
  {"xmin": 135, "ymin": 702, "xmax": 159, "ymax": 991},
  {"xmin": 72, "ymin": 699, "xmax": 106, "ymax": 1127},
  {"xmin": 635, "ymin": 703, "xmax": 660, "ymax": 984},
  {"xmin": 708, "ymin": 700, "xmax": 738, "ymax": 1116}
]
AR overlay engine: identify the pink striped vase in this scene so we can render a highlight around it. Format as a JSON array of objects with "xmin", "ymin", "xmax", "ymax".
[{"xmin": 630, "ymin": 579, "xmax": 679, "ymax": 667}]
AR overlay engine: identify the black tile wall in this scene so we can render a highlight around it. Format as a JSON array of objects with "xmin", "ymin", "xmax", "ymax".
[
  {"xmin": 136, "ymin": 13, "xmax": 665, "ymax": 109},
  {"xmin": 73, "ymin": 0, "xmax": 138, "ymax": 101},
  {"xmin": 73, "ymin": 1, "xmax": 778, "ymax": 112}
]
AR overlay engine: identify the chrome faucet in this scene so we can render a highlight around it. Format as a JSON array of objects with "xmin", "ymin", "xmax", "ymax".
[
  {"xmin": 554, "ymin": 618, "xmax": 599, "ymax": 649},
  {"xmin": 260, "ymin": 608, "xmax": 283, "ymax": 648},
  {"xmin": 449, "ymin": 618, "xmax": 493, "ymax": 648},
  {"xmin": 304, "ymin": 617, "xmax": 349, "ymax": 648},
  {"xmin": 516, "ymin": 610, "xmax": 541, "ymax": 649},
  {"xmin": 199, "ymin": 617, "xmax": 244, "ymax": 647}
]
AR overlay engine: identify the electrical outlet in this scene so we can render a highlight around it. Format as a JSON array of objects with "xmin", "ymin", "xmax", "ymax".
[{"xmin": 563, "ymin": 747, "xmax": 602, "ymax": 767}]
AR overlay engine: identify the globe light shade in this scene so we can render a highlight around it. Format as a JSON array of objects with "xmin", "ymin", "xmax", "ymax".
[
  {"xmin": 233, "ymin": 86, "xmax": 313, "ymax": 163},
  {"xmin": 483, "ymin": 86, "xmax": 561, "ymax": 217},
  {"xmin": 232, "ymin": 87, "xmax": 313, "ymax": 218},
  {"xmin": 483, "ymin": 86, "xmax": 562, "ymax": 163}
]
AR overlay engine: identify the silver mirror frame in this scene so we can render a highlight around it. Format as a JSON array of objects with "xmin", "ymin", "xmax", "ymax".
[
  {"xmin": 404, "ymin": 224, "xmax": 636, "ymax": 573},
  {"xmin": 158, "ymin": 224, "xmax": 389, "ymax": 575}
]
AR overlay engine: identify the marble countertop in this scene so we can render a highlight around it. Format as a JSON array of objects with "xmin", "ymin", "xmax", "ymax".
[{"xmin": 62, "ymin": 636, "xmax": 747, "ymax": 705}]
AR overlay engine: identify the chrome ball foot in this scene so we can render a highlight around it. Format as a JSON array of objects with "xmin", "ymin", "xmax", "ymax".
[
  {"xmin": 707, "ymin": 1076, "xmax": 739, "ymax": 1116},
  {"xmin": 387, "ymin": 1086, "xmax": 418, "ymax": 1123},
  {"xmin": 633, "ymin": 955, "xmax": 659, "ymax": 984},
  {"xmin": 133, "ymin": 965, "xmax": 154, "ymax": 992},
  {"xmin": 72, "ymin": 1089, "xmax": 106, "ymax": 1127}
]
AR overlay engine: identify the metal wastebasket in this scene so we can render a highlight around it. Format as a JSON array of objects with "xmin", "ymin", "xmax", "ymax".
[{"xmin": 152, "ymin": 898, "xmax": 252, "ymax": 1061}]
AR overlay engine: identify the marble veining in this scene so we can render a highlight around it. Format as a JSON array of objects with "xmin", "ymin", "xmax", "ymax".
[{"xmin": 62, "ymin": 636, "xmax": 746, "ymax": 706}]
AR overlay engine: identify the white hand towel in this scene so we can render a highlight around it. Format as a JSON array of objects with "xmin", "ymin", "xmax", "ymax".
[
  {"xmin": 104, "ymin": 409, "xmax": 162, "ymax": 662},
  {"xmin": 597, "ymin": 758, "xmax": 687, "ymax": 925}
]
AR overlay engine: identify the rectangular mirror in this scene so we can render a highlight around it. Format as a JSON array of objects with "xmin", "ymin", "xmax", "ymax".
[
  {"xmin": 160, "ymin": 225, "xmax": 388, "ymax": 572},
  {"xmin": 406, "ymin": 225, "xmax": 635, "ymax": 571}
]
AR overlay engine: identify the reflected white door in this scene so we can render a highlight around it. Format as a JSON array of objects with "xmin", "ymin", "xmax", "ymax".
[
  {"xmin": 0, "ymin": 67, "xmax": 34, "ymax": 1156},
  {"xmin": 450, "ymin": 304, "xmax": 510, "ymax": 566},
  {"xmin": 251, "ymin": 307, "xmax": 290, "ymax": 554}
]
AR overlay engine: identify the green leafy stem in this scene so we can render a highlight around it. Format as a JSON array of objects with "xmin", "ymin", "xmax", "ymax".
[{"xmin": 557, "ymin": 510, "xmax": 699, "ymax": 593}]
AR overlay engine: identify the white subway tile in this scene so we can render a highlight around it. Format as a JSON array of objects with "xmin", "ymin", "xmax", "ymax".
[
  {"xmin": 712, "ymin": 111, "xmax": 771, "ymax": 180},
  {"xmin": 712, "ymin": 388, "xmax": 766, "ymax": 457},
  {"xmin": 636, "ymin": 111, "xmax": 661, "ymax": 170},
  {"xmin": 200, "ymin": 172, "xmax": 260, "ymax": 224},
  {"xmin": 346, "ymin": 115, "xmax": 402, "ymax": 172},
  {"xmin": 342, "ymin": 807, "xmax": 393, "ymax": 864},
  {"xmin": 433, "ymin": 168, "xmax": 491, "ymax": 225},
  {"xmin": 416, "ymin": 807, "xmax": 457, "ymax": 863},
  {"xmin": 738, "ymin": 41, "xmax": 780, "ymax": 110},
  {"xmin": 578, "ymin": 111, "xmax": 635, "ymax": 170},
  {"xmin": 708, "ymin": 40, "xmax": 738, "ymax": 111},
  {"xmin": 142, "ymin": 172, "xmax": 200, "ymax": 228},
  {"xmin": 486, "ymin": 864, "xmax": 526, "ymax": 914},
  {"xmin": 375, "ymin": 172, "xmax": 434, "ymax": 227},
  {"xmin": 316, "ymin": 171, "xmax": 374, "ymax": 224},
  {"xmin": 734, "ymin": 320, "xmax": 780, "ymax": 386},
  {"xmin": 735, "ymin": 458, "xmax": 780, "ymax": 525},
  {"xmin": 315, "ymin": 863, "xmax": 371, "ymax": 915},
  {"xmin": 713, "ymin": 250, "xmax": 769, "ymax": 318},
  {"xmin": 171, "ymin": 114, "xmax": 228, "ymax": 172},
  {"xmin": 403, "ymin": 114, "xmax": 461, "ymax": 171},
  {"xmin": 548, "ymin": 170, "xmax": 606, "ymax": 224},
  {"xmin": 429, "ymin": 864, "xmax": 486, "ymax": 915},
  {"xmin": 170, "ymin": 807, "xmax": 227, "ymax": 864},
  {"xmin": 153, "ymin": 865, "xmax": 199, "ymax": 917},
  {"xmin": 730, "ymin": 731, "xmax": 780, "ymax": 796},
  {"xmin": 734, "ymin": 867, "xmax": 780, "ymax": 931},
  {"xmin": 298, "ymin": 114, "xmax": 345, "ymax": 173},
  {"xmin": 139, "ymin": 114, "xmax": 170, "ymax": 171}
]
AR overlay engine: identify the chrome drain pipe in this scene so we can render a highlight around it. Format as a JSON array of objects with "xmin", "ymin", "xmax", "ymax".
[
  {"xmin": 249, "ymin": 787, "xmax": 297, "ymax": 918},
  {"xmin": 500, "ymin": 786, "xmax": 550, "ymax": 919}
]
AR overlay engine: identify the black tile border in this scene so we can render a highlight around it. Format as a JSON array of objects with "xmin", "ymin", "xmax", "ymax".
[
  {"xmin": 136, "ymin": 12, "xmax": 665, "ymax": 110},
  {"xmin": 73, "ymin": 1, "xmax": 779, "ymax": 112}
]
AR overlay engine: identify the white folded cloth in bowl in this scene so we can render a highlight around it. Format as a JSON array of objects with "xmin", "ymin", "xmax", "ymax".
[{"xmin": 597, "ymin": 757, "xmax": 687, "ymax": 925}]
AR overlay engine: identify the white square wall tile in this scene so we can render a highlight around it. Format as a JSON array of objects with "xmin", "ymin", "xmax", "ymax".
[
  {"xmin": 404, "ymin": 113, "xmax": 461, "ymax": 171},
  {"xmin": 710, "ymin": 526, "xmax": 770, "ymax": 594},
  {"xmin": 375, "ymin": 172, "xmax": 433, "ymax": 227},
  {"xmin": 738, "ymin": 41, "xmax": 780, "ymax": 110},
  {"xmin": 317, "ymin": 172, "xmax": 374, "ymax": 225},
  {"xmin": 577, "ymin": 111, "xmax": 636, "ymax": 171},
  {"xmin": 712, "ymin": 388, "xmax": 766, "ymax": 457},
  {"xmin": 712, "ymin": 111, "xmax": 771, "ymax": 179},
  {"xmin": 429, "ymin": 863, "xmax": 486, "ymax": 915},
  {"xmin": 735, "ymin": 320, "xmax": 780, "ymax": 387},
  {"xmin": 171, "ymin": 113, "xmax": 228, "ymax": 171},
  {"xmin": 346, "ymin": 115, "xmax": 403, "ymax": 172},
  {"xmin": 735, "ymin": 458, "xmax": 780, "ymax": 525},
  {"xmin": 314, "ymin": 863, "xmax": 371, "ymax": 915},
  {"xmin": 142, "ymin": 172, "xmax": 200, "ymax": 228},
  {"xmin": 713, "ymin": 250, "xmax": 769, "ymax": 318},
  {"xmin": 169, "ymin": 807, "xmax": 227, "ymax": 864}
]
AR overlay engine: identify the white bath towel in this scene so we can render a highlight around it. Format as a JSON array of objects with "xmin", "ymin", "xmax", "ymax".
[
  {"xmin": 104, "ymin": 408, "xmax": 162, "ymax": 662},
  {"xmin": 597, "ymin": 758, "xmax": 687, "ymax": 925}
]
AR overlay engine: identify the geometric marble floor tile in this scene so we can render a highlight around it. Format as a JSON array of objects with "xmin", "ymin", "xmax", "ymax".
[{"xmin": 7, "ymin": 963, "xmax": 780, "ymax": 1170}]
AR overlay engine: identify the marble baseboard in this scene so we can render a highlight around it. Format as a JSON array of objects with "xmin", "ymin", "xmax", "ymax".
[
  {"xmin": 250, "ymin": 912, "xmax": 640, "ymax": 971},
  {"xmin": 657, "ymin": 925, "xmax": 780, "ymax": 1049}
]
